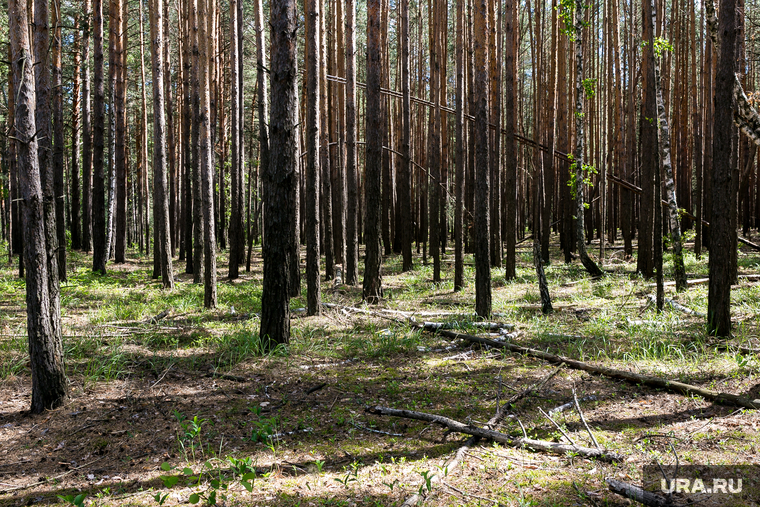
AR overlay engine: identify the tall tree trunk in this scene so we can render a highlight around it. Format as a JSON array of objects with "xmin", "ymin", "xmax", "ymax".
[
  {"xmin": 81, "ymin": 0, "xmax": 93, "ymax": 252},
  {"xmin": 489, "ymin": 0, "xmax": 502, "ymax": 268},
  {"xmin": 261, "ymin": 0, "xmax": 297, "ymax": 344},
  {"xmin": 399, "ymin": 0, "xmax": 413, "ymax": 273},
  {"xmin": 305, "ymin": 0, "xmax": 321, "ymax": 315},
  {"xmin": 428, "ymin": 0, "xmax": 441, "ymax": 283},
  {"xmin": 35, "ymin": 0, "xmax": 63, "ymax": 347},
  {"xmin": 648, "ymin": 0, "xmax": 687, "ymax": 291},
  {"xmin": 150, "ymin": 0, "xmax": 175, "ymax": 289},
  {"xmin": 199, "ymin": 0, "xmax": 216, "ymax": 306},
  {"xmin": 504, "ymin": 0, "xmax": 517, "ymax": 279},
  {"xmin": 228, "ymin": 0, "xmax": 242, "ymax": 280},
  {"xmin": 364, "ymin": 0, "xmax": 384, "ymax": 303},
  {"xmin": 454, "ymin": 0, "xmax": 465, "ymax": 290},
  {"xmin": 71, "ymin": 17, "xmax": 82, "ymax": 251},
  {"xmin": 637, "ymin": 0, "xmax": 657, "ymax": 277},
  {"xmin": 191, "ymin": 0, "xmax": 203, "ymax": 283},
  {"xmin": 113, "ymin": 0, "xmax": 127, "ymax": 263},
  {"xmin": 345, "ymin": 0, "xmax": 359, "ymax": 284},
  {"xmin": 52, "ymin": 0, "xmax": 66, "ymax": 279},
  {"xmin": 320, "ymin": 0, "xmax": 334, "ymax": 281},
  {"xmin": 474, "ymin": 0, "xmax": 491, "ymax": 317},
  {"xmin": 572, "ymin": 0, "xmax": 603, "ymax": 277},
  {"xmin": 708, "ymin": 0, "xmax": 737, "ymax": 337},
  {"xmin": 253, "ymin": 0, "xmax": 270, "ymax": 252},
  {"xmin": 91, "ymin": 0, "xmax": 106, "ymax": 273},
  {"xmin": 10, "ymin": 0, "xmax": 68, "ymax": 413}
]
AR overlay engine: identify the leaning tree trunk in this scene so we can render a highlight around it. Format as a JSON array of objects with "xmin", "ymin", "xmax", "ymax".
[
  {"xmin": 149, "ymin": 0, "xmax": 174, "ymax": 289},
  {"xmin": 474, "ymin": 0, "xmax": 492, "ymax": 317},
  {"xmin": 10, "ymin": 0, "xmax": 68, "ymax": 413},
  {"xmin": 305, "ymin": 0, "xmax": 321, "ymax": 316},
  {"xmin": 363, "ymin": 0, "xmax": 384, "ymax": 304},
  {"xmin": 649, "ymin": 0, "xmax": 687, "ymax": 292},
  {"xmin": 572, "ymin": 0, "xmax": 603, "ymax": 277},
  {"xmin": 260, "ymin": 0, "xmax": 298, "ymax": 345}
]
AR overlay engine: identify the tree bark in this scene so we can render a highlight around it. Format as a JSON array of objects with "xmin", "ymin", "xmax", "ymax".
[
  {"xmin": 474, "ymin": 0, "xmax": 491, "ymax": 317},
  {"xmin": 261, "ymin": 0, "xmax": 298, "ymax": 344},
  {"xmin": 399, "ymin": 0, "xmax": 413, "ymax": 273},
  {"xmin": 150, "ymin": 0, "xmax": 175, "ymax": 289},
  {"xmin": 91, "ymin": 0, "xmax": 106, "ymax": 273},
  {"xmin": 11, "ymin": 0, "xmax": 68, "ymax": 413},
  {"xmin": 305, "ymin": 0, "xmax": 321, "ymax": 316},
  {"xmin": 345, "ymin": 0, "xmax": 359, "ymax": 284},
  {"xmin": 503, "ymin": 0, "xmax": 517, "ymax": 280},
  {"xmin": 228, "ymin": 0, "xmax": 242, "ymax": 280},
  {"xmin": 113, "ymin": 0, "xmax": 127, "ymax": 263},
  {"xmin": 454, "ymin": 0, "xmax": 465, "ymax": 290},
  {"xmin": 51, "ymin": 0, "xmax": 66, "ymax": 279},
  {"xmin": 199, "ymin": 0, "xmax": 216, "ymax": 306},
  {"xmin": 81, "ymin": 0, "xmax": 93, "ymax": 253},
  {"xmin": 572, "ymin": 0, "xmax": 603, "ymax": 277},
  {"xmin": 708, "ymin": 0, "xmax": 737, "ymax": 337},
  {"xmin": 71, "ymin": 18, "xmax": 82, "ymax": 252},
  {"xmin": 363, "ymin": 0, "xmax": 384, "ymax": 304}
]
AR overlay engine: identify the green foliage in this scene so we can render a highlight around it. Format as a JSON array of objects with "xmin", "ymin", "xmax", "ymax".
[
  {"xmin": 57, "ymin": 494, "xmax": 87, "ymax": 507},
  {"xmin": 582, "ymin": 78, "xmax": 597, "ymax": 99},
  {"xmin": 567, "ymin": 162, "xmax": 598, "ymax": 208}
]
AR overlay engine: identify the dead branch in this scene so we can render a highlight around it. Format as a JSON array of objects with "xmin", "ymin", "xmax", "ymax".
[
  {"xmin": 549, "ymin": 395, "xmax": 596, "ymax": 416},
  {"xmin": 646, "ymin": 295, "xmax": 705, "ymax": 317},
  {"xmin": 573, "ymin": 388, "xmax": 601, "ymax": 449},
  {"xmin": 425, "ymin": 328, "xmax": 760, "ymax": 409},
  {"xmin": 367, "ymin": 406, "xmax": 621, "ymax": 462},
  {"xmin": 399, "ymin": 366, "xmax": 563, "ymax": 506},
  {"xmin": 606, "ymin": 478, "xmax": 672, "ymax": 507}
]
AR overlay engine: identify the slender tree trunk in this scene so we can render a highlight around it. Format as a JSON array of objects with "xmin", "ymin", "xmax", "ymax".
[
  {"xmin": 474, "ymin": 0, "xmax": 491, "ymax": 317},
  {"xmin": 71, "ymin": 19, "xmax": 82, "ymax": 251},
  {"xmin": 150, "ymin": 0, "xmax": 175, "ymax": 289},
  {"xmin": 261, "ymin": 0, "xmax": 298, "ymax": 344},
  {"xmin": 81, "ymin": 0, "xmax": 93, "ymax": 253},
  {"xmin": 191, "ymin": 0, "xmax": 203, "ymax": 283},
  {"xmin": 400, "ymin": 0, "xmax": 413, "ymax": 273},
  {"xmin": 253, "ymin": 0, "xmax": 270, "ymax": 253},
  {"xmin": 489, "ymin": 0, "xmax": 502, "ymax": 268},
  {"xmin": 10, "ymin": 0, "xmax": 68, "ymax": 413},
  {"xmin": 345, "ymin": 0, "xmax": 359, "ymax": 284},
  {"xmin": 708, "ymin": 0, "xmax": 737, "ymax": 337},
  {"xmin": 504, "ymin": 0, "xmax": 517, "ymax": 279},
  {"xmin": 52, "ymin": 0, "xmax": 66, "ymax": 279},
  {"xmin": 306, "ymin": 0, "xmax": 321, "ymax": 316},
  {"xmin": 92, "ymin": 0, "xmax": 106, "ymax": 273},
  {"xmin": 428, "ymin": 0, "xmax": 441, "ymax": 283},
  {"xmin": 364, "ymin": 0, "xmax": 384, "ymax": 303},
  {"xmin": 199, "ymin": 0, "xmax": 216, "ymax": 306},
  {"xmin": 637, "ymin": 0, "xmax": 656, "ymax": 277},
  {"xmin": 229, "ymin": 0, "xmax": 241, "ymax": 280},
  {"xmin": 320, "ymin": 0, "xmax": 334, "ymax": 280},
  {"xmin": 454, "ymin": 0, "xmax": 465, "ymax": 290},
  {"xmin": 648, "ymin": 0, "xmax": 687, "ymax": 291},
  {"xmin": 572, "ymin": 0, "xmax": 603, "ymax": 277},
  {"xmin": 113, "ymin": 0, "xmax": 127, "ymax": 263}
]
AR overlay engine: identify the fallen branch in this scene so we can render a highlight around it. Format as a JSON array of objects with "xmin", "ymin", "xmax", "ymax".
[
  {"xmin": 549, "ymin": 395, "xmax": 597, "ymax": 416},
  {"xmin": 646, "ymin": 295, "xmax": 706, "ymax": 317},
  {"xmin": 606, "ymin": 478, "xmax": 671, "ymax": 507},
  {"xmin": 366, "ymin": 406, "xmax": 621, "ymax": 462},
  {"xmin": 398, "ymin": 366, "xmax": 562, "ymax": 507},
  {"xmin": 424, "ymin": 328, "xmax": 760, "ymax": 410}
]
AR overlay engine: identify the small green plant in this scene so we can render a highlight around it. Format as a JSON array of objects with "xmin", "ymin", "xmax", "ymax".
[
  {"xmin": 57, "ymin": 494, "xmax": 87, "ymax": 507},
  {"xmin": 314, "ymin": 459, "xmax": 325, "ymax": 475},
  {"xmin": 582, "ymin": 78, "xmax": 597, "ymax": 99},
  {"xmin": 175, "ymin": 412, "xmax": 208, "ymax": 460},
  {"xmin": 418, "ymin": 470, "xmax": 435, "ymax": 495}
]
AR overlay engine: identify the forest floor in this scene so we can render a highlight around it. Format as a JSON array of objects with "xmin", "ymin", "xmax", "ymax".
[{"xmin": 0, "ymin": 238, "xmax": 759, "ymax": 506}]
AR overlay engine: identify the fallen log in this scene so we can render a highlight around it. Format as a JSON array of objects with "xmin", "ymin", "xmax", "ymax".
[
  {"xmin": 606, "ymin": 478, "xmax": 671, "ymax": 507},
  {"xmin": 425, "ymin": 328, "xmax": 760, "ymax": 409},
  {"xmin": 367, "ymin": 406, "xmax": 622, "ymax": 462}
]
